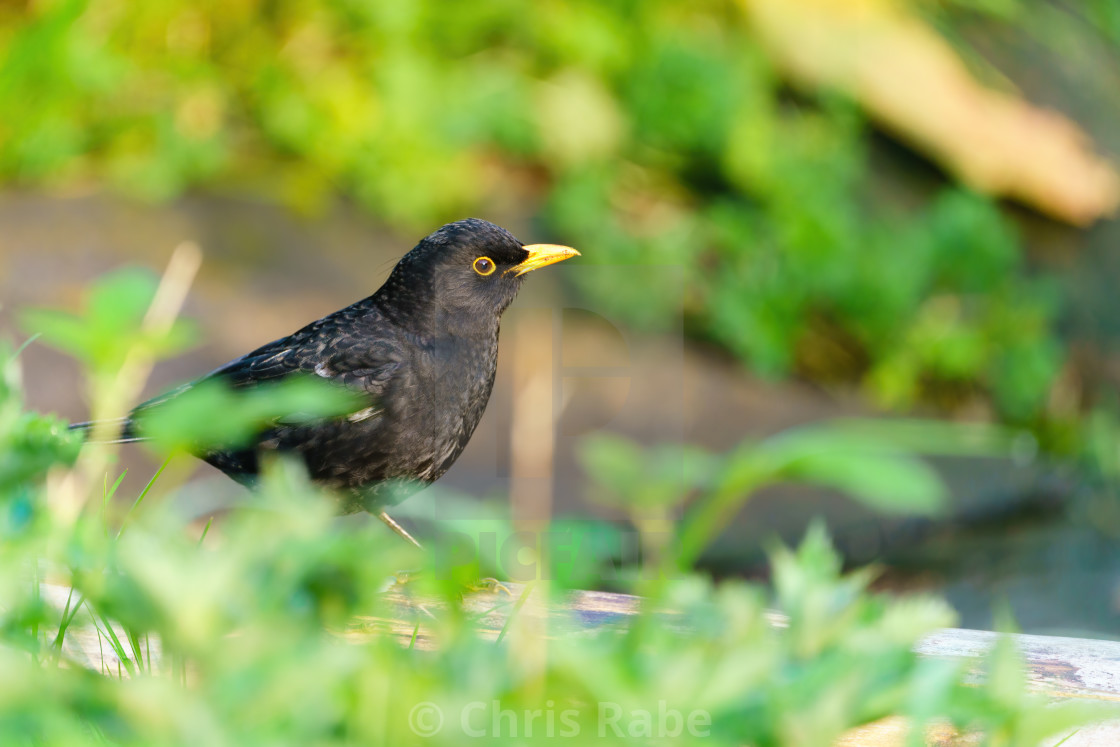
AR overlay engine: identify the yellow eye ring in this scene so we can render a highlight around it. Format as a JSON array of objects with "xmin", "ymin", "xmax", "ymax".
[{"xmin": 473, "ymin": 256, "xmax": 496, "ymax": 276}]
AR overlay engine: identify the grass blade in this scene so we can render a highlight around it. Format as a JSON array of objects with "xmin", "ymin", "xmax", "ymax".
[
  {"xmin": 198, "ymin": 515, "xmax": 214, "ymax": 546},
  {"xmin": 116, "ymin": 456, "xmax": 171, "ymax": 539}
]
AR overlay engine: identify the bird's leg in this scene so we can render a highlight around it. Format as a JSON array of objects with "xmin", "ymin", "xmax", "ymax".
[
  {"xmin": 377, "ymin": 510, "xmax": 424, "ymax": 550},
  {"xmin": 373, "ymin": 510, "xmax": 507, "ymax": 598}
]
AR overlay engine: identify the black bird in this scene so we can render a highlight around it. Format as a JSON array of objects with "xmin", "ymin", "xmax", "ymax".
[{"xmin": 73, "ymin": 219, "xmax": 579, "ymax": 546}]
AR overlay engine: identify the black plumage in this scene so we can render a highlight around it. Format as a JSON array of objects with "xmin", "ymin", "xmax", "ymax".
[{"xmin": 73, "ymin": 219, "xmax": 579, "ymax": 539}]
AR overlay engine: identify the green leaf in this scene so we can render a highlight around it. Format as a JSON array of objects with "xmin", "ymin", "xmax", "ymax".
[
  {"xmin": 782, "ymin": 450, "xmax": 945, "ymax": 515},
  {"xmin": 136, "ymin": 376, "xmax": 368, "ymax": 452},
  {"xmin": 761, "ymin": 427, "xmax": 946, "ymax": 515}
]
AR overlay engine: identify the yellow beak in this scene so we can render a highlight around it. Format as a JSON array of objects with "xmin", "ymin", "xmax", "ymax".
[{"xmin": 509, "ymin": 244, "xmax": 580, "ymax": 277}]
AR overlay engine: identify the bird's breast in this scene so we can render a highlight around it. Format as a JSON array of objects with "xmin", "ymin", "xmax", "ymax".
[{"xmin": 386, "ymin": 334, "xmax": 499, "ymax": 483}]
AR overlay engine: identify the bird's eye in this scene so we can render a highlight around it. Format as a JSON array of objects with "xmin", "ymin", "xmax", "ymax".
[{"xmin": 473, "ymin": 256, "xmax": 495, "ymax": 276}]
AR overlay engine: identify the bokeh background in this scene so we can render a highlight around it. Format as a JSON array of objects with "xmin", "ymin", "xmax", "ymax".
[{"xmin": 3, "ymin": 0, "xmax": 1120, "ymax": 636}]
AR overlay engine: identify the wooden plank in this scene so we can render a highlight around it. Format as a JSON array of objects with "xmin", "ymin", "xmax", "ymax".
[{"xmin": 916, "ymin": 628, "xmax": 1120, "ymax": 701}]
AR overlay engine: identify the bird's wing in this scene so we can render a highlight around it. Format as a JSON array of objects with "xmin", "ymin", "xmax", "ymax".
[
  {"xmin": 201, "ymin": 321, "xmax": 403, "ymax": 397},
  {"xmin": 72, "ymin": 309, "xmax": 403, "ymax": 441}
]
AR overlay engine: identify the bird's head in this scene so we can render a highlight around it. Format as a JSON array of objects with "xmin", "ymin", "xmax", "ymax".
[{"xmin": 378, "ymin": 219, "xmax": 579, "ymax": 332}]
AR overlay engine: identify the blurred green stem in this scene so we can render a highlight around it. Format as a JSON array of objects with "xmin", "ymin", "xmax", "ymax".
[
  {"xmin": 670, "ymin": 454, "xmax": 767, "ymax": 573},
  {"xmin": 51, "ymin": 243, "xmax": 201, "ymax": 525}
]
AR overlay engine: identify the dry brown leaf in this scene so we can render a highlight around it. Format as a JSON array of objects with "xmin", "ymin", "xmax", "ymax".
[{"xmin": 743, "ymin": 0, "xmax": 1120, "ymax": 226}]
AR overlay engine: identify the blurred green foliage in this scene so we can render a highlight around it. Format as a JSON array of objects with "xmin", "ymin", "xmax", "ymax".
[
  {"xmin": 578, "ymin": 418, "xmax": 1028, "ymax": 572},
  {"xmin": 0, "ymin": 343, "xmax": 81, "ymax": 506},
  {"xmin": 21, "ymin": 269, "xmax": 196, "ymax": 378},
  {"xmin": 1, "ymin": 0, "xmax": 1104, "ymax": 434},
  {"xmin": 133, "ymin": 377, "xmax": 367, "ymax": 453}
]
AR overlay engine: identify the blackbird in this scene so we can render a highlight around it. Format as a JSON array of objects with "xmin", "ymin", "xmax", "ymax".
[{"xmin": 72, "ymin": 218, "xmax": 579, "ymax": 546}]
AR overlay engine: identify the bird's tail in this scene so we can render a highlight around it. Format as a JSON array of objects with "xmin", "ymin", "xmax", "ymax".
[{"xmin": 67, "ymin": 417, "xmax": 148, "ymax": 444}]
